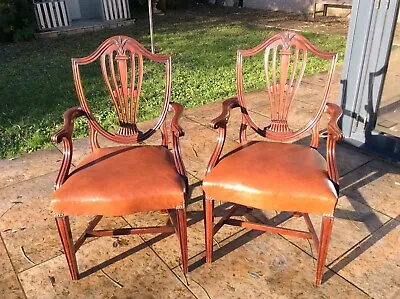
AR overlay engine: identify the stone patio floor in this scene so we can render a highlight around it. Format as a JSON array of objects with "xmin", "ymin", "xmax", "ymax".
[{"xmin": 0, "ymin": 70, "xmax": 399, "ymax": 298}]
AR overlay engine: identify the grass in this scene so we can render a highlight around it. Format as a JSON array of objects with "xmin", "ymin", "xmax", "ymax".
[{"xmin": 0, "ymin": 7, "xmax": 347, "ymax": 159}]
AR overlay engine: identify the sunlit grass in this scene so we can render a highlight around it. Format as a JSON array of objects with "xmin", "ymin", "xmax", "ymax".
[{"xmin": 0, "ymin": 9, "xmax": 346, "ymax": 158}]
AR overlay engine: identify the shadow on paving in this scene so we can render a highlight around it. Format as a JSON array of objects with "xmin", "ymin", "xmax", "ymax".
[{"xmin": 74, "ymin": 147, "xmax": 398, "ymax": 288}]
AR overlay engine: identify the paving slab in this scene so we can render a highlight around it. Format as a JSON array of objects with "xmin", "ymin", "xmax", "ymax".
[
  {"xmin": 123, "ymin": 174, "xmax": 245, "ymax": 270},
  {"xmin": 176, "ymin": 120, "xmax": 239, "ymax": 180},
  {"xmin": 296, "ymin": 136, "xmax": 374, "ymax": 177},
  {"xmin": 0, "ymin": 147, "xmax": 62, "ymax": 189},
  {"xmin": 340, "ymin": 159, "xmax": 400, "ymax": 218},
  {"xmin": 252, "ymin": 100, "xmax": 324, "ymax": 130},
  {"xmin": 329, "ymin": 217, "xmax": 400, "ymax": 299},
  {"xmin": 302, "ymin": 67, "xmax": 343, "ymax": 88},
  {"xmin": 121, "ymin": 174, "xmax": 204, "ymax": 270},
  {"xmin": 0, "ymin": 172, "xmax": 126, "ymax": 273},
  {"xmin": 1, "ymin": 67, "xmax": 399, "ymax": 297},
  {"xmin": 173, "ymin": 229, "xmax": 369, "ymax": 299},
  {"xmin": 0, "ymin": 239, "xmax": 25, "ymax": 298},
  {"xmin": 281, "ymin": 195, "xmax": 391, "ymax": 264},
  {"xmin": 185, "ymin": 101, "xmax": 250, "ymax": 142},
  {"xmin": 56, "ymin": 137, "xmax": 92, "ymax": 167},
  {"xmin": 0, "ymin": 238, "xmax": 14, "ymax": 276},
  {"xmin": 0, "ymin": 273, "xmax": 25, "ymax": 299},
  {"xmin": 18, "ymin": 235, "xmax": 195, "ymax": 299}
]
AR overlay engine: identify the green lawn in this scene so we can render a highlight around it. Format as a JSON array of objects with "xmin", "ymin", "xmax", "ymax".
[{"xmin": 0, "ymin": 8, "xmax": 346, "ymax": 159}]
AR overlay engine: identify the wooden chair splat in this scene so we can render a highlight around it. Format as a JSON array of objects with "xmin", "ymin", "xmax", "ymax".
[
  {"xmin": 51, "ymin": 36, "xmax": 188, "ymax": 280},
  {"xmin": 204, "ymin": 31, "xmax": 343, "ymax": 286}
]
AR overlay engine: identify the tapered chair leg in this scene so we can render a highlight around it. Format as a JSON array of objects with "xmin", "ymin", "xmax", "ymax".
[
  {"xmin": 316, "ymin": 216, "xmax": 334, "ymax": 285},
  {"xmin": 55, "ymin": 216, "xmax": 79, "ymax": 280},
  {"xmin": 204, "ymin": 198, "xmax": 214, "ymax": 264},
  {"xmin": 176, "ymin": 208, "xmax": 188, "ymax": 274}
]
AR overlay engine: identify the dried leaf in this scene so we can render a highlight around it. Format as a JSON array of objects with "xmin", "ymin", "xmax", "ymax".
[
  {"xmin": 248, "ymin": 272, "xmax": 261, "ymax": 279},
  {"xmin": 100, "ymin": 269, "xmax": 123, "ymax": 288},
  {"xmin": 191, "ymin": 145, "xmax": 198, "ymax": 157},
  {"xmin": 20, "ymin": 246, "xmax": 35, "ymax": 265},
  {"xmin": 112, "ymin": 238, "xmax": 129, "ymax": 248},
  {"xmin": 49, "ymin": 276, "xmax": 56, "ymax": 287}
]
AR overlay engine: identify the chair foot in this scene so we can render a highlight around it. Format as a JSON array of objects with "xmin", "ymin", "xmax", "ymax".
[
  {"xmin": 204, "ymin": 198, "xmax": 214, "ymax": 264},
  {"xmin": 176, "ymin": 208, "xmax": 188, "ymax": 274},
  {"xmin": 55, "ymin": 216, "xmax": 79, "ymax": 280},
  {"xmin": 316, "ymin": 216, "xmax": 334, "ymax": 285},
  {"xmin": 293, "ymin": 211, "xmax": 302, "ymax": 218}
]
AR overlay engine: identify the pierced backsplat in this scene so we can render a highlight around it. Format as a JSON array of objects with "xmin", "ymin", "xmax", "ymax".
[
  {"xmin": 237, "ymin": 31, "xmax": 337, "ymax": 144},
  {"xmin": 71, "ymin": 36, "xmax": 171, "ymax": 148}
]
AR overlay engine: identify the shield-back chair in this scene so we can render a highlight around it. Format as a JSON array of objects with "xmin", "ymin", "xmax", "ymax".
[
  {"xmin": 51, "ymin": 36, "xmax": 188, "ymax": 280},
  {"xmin": 203, "ymin": 31, "xmax": 343, "ymax": 285}
]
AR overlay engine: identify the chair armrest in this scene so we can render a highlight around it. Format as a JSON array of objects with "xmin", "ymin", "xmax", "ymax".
[
  {"xmin": 206, "ymin": 97, "xmax": 240, "ymax": 174},
  {"xmin": 52, "ymin": 107, "xmax": 86, "ymax": 143},
  {"xmin": 169, "ymin": 102, "xmax": 187, "ymax": 178},
  {"xmin": 209, "ymin": 97, "xmax": 240, "ymax": 129},
  {"xmin": 169, "ymin": 102, "xmax": 185, "ymax": 137},
  {"xmin": 52, "ymin": 107, "xmax": 86, "ymax": 190},
  {"xmin": 325, "ymin": 103, "xmax": 343, "ymax": 142},
  {"xmin": 324, "ymin": 103, "xmax": 343, "ymax": 187}
]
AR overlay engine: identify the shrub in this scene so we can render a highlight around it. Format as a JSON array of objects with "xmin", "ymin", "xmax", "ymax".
[{"xmin": 0, "ymin": 0, "xmax": 36, "ymax": 42}]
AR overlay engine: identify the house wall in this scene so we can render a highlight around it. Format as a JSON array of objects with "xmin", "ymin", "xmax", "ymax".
[
  {"xmin": 79, "ymin": 0, "xmax": 103, "ymax": 19},
  {"xmin": 243, "ymin": 0, "xmax": 352, "ymax": 14},
  {"xmin": 66, "ymin": 0, "xmax": 82, "ymax": 20}
]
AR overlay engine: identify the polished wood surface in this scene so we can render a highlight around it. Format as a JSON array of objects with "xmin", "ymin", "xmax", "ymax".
[
  {"xmin": 51, "ymin": 36, "xmax": 188, "ymax": 280},
  {"xmin": 203, "ymin": 31, "xmax": 343, "ymax": 286}
]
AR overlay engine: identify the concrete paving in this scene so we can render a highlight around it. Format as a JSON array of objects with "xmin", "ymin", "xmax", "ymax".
[{"xmin": 0, "ymin": 70, "xmax": 399, "ymax": 298}]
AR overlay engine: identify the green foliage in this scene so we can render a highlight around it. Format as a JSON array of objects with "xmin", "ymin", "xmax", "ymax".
[
  {"xmin": 0, "ymin": 0, "xmax": 36, "ymax": 42},
  {"xmin": 0, "ymin": 11, "xmax": 346, "ymax": 159}
]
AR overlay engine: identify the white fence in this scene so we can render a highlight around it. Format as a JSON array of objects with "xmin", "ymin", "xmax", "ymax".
[
  {"xmin": 34, "ymin": 0, "xmax": 69, "ymax": 31},
  {"xmin": 102, "ymin": 0, "xmax": 130, "ymax": 21}
]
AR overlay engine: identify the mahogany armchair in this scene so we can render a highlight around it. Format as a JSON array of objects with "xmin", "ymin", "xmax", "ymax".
[
  {"xmin": 51, "ymin": 36, "xmax": 188, "ymax": 280},
  {"xmin": 203, "ymin": 32, "xmax": 343, "ymax": 285}
]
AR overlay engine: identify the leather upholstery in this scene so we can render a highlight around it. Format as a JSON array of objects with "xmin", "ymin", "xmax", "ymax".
[
  {"xmin": 203, "ymin": 141, "xmax": 338, "ymax": 215},
  {"xmin": 52, "ymin": 146, "xmax": 186, "ymax": 216}
]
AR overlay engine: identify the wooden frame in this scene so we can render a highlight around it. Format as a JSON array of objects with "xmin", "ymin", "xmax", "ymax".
[
  {"xmin": 313, "ymin": 1, "xmax": 352, "ymax": 18},
  {"xmin": 34, "ymin": 0, "xmax": 70, "ymax": 31},
  {"xmin": 204, "ymin": 31, "xmax": 343, "ymax": 285},
  {"xmin": 52, "ymin": 36, "xmax": 188, "ymax": 280}
]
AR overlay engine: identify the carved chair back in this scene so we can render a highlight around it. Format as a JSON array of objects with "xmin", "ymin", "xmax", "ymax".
[
  {"xmin": 72, "ymin": 36, "xmax": 171, "ymax": 150},
  {"xmin": 237, "ymin": 31, "xmax": 337, "ymax": 147}
]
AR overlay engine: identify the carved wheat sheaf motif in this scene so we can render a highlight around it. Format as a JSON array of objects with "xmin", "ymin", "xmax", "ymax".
[
  {"xmin": 264, "ymin": 31, "xmax": 307, "ymax": 133},
  {"xmin": 237, "ymin": 31, "xmax": 337, "ymax": 142},
  {"xmin": 101, "ymin": 36, "xmax": 144, "ymax": 136},
  {"xmin": 72, "ymin": 35, "xmax": 172, "ymax": 147}
]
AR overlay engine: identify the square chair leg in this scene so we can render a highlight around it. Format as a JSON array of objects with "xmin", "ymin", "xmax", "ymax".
[
  {"xmin": 176, "ymin": 208, "xmax": 188, "ymax": 274},
  {"xmin": 55, "ymin": 216, "xmax": 79, "ymax": 280},
  {"xmin": 204, "ymin": 198, "xmax": 214, "ymax": 264},
  {"xmin": 316, "ymin": 216, "xmax": 334, "ymax": 285}
]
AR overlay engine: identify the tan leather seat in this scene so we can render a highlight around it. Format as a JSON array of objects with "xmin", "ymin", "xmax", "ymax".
[
  {"xmin": 52, "ymin": 146, "xmax": 186, "ymax": 216},
  {"xmin": 203, "ymin": 141, "xmax": 338, "ymax": 215}
]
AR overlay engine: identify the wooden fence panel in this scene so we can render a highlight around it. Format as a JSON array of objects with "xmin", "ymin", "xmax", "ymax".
[
  {"xmin": 34, "ymin": 0, "xmax": 70, "ymax": 31},
  {"xmin": 102, "ymin": 0, "xmax": 130, "ymax": 21}
]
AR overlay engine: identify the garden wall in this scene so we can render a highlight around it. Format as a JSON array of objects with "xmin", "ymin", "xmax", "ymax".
[{"xmin": 243, "ymin": 0, "xmax": 352, "ymax": 15}]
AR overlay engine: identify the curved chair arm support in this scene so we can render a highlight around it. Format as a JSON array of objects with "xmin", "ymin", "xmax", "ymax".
[
  {"xmin": 324, "ymin": 103, "xmax": 343, "ymax": 187},
  {"xmin": 169, "ymin": 102, "xmax": 185, "ymax": 137},
  {"xmin": 52, "ymin": 107, "xmax": 86, "ymax": 143},
  {"xmin": 52, "ymin": 107, "xmax": 86, "ymax": 190},
  {"xmin": 210, "ymin": 97, "xmax": 240, "ymax": 129},
  {"xmin": 169, "ymin": 102, "xmax": 187, "ymax": 178},
  {"xmin": 206, "ymin": 97, "xmax": 241, "ymax": 174}
]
